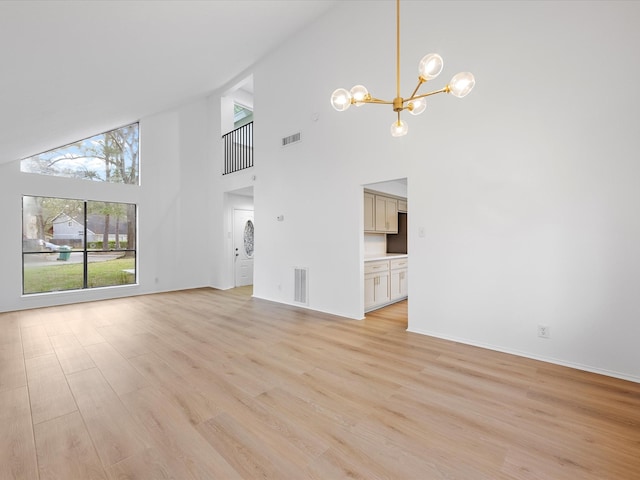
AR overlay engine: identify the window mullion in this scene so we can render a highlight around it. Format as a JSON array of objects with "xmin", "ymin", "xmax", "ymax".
[{"xmin": 83, "ymin": 201, "xmax": 88, "ymax": 289}]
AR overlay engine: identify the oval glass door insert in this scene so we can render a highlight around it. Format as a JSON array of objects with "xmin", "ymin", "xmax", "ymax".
[{"xmin": 244, "ymin": 220, "xmax": 254, "ymax": 257}]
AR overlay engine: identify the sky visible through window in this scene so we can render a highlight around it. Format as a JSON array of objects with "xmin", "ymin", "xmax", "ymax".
[{"xmin": 20, "ymin": 123, "xmax": 140, "ymax": 185}]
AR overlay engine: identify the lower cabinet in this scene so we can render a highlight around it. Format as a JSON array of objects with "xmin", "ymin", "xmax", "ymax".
[
  {"xmin": 364, "ymin": 260, "xmax": 390, "ymax": 310},
  {"xmin": 365, "ymin": 258, "xmax": 408, "ymax": 312},
  {"xmin": 390, "ymin": 258, "xmax": 408, "ymax": 301}
]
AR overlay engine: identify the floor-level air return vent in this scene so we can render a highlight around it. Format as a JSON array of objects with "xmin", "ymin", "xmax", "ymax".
[
  {"xmin": 294, "ymin": 267, "xmax": 308, "ymax": 305},
  {"xmin": 282, "ymin": 132, "xmax": 301, "ymax": 147}
]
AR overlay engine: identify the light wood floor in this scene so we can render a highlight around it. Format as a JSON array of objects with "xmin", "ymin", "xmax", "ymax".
[{"xmin": 1, "ymin": 288, "xmax": 639, "ymax": 479}]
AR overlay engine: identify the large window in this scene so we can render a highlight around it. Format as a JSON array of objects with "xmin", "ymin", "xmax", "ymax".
[
  {"xmin": 20, "ymin": 123, "xmax": 139, "ymax": 185},
  {"xmin": 22, "ymin": 196, "xmax": 136, "ymax": 294}
]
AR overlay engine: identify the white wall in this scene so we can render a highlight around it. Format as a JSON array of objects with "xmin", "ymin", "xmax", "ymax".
[
  {"xmin": 244, "ymin": 0, "xmax": 640, "ymax": 381},
  {"xmin": 0, "ymin": 98, "xmax": 213, "ymax": 312}
]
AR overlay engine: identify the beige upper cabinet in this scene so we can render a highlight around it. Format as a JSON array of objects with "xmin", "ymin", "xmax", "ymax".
[
  {"xmin": 365, "ymin": 192, "xmax": 398, "ymax": 233},
  {"xmin": 364, "ymin": 192, "xmax": 376, "ymax": 232},
  {"xmin": 364, "ymin": 190, "xmax": 405, "ymax": 233},
  {"xmin": 376, "ymin": 196, "xmax": 398, "ymax": 233}
]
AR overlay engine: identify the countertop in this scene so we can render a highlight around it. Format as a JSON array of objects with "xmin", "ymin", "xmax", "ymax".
[{"xmin": 364, "ymin": 253, "xmax": 408, "ymax": 262}]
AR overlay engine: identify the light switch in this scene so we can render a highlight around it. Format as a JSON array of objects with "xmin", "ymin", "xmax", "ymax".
[{"xmin": 418, "ymin": 227, "xmax": 425, "ymax": 238}]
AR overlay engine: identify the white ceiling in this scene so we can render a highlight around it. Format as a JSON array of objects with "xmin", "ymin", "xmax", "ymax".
[{"xmin": 0, "ymin": 0, "xmax": 338, "ymax": 164}]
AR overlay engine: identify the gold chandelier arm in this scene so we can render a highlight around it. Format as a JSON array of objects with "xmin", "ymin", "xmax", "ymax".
[
  {"xmin": 365, "ymin": 97, "xmax": 394, "ymax": 105},
  {"xmin": 406, "ymin": 86, "xmax": 449, "ymax": 102},
  {"xmin": 408, "ymin": 78, "xmax": 425, "ymax": 101}
]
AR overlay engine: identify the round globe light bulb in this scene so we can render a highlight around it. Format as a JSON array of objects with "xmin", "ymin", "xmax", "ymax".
[
  {"xmin": 418, "ymin": 53, "xmax": 443, "ymax": 81},
  {"xmin": 409, "ymin": 97, "xmax": 426, "ymax": 115},
  {"xmin": 448, "ymin": 72, "xmax": 475, "ymax": 98},
  {"xmin": 330, "ymin": 88, "xmax": 352, "ymax": 111},
  {"xmin": 350, "ymin": 84, "xmax": 369, "ymax": 106},
  {"xmin": 390, "ymin": 119, "xmax": 408, "ymax": 137}
]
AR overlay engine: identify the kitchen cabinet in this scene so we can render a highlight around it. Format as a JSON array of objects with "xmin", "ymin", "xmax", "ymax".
[
  {"xmin": 365, "ymin": 257, "xmax": 407, "ymax": 312},
  {"xmin": 364, "ymin": 192, "xmax": 398, "ymax": 233},
  {"xmin": 364, "ymin": 260, "xmax": 391, "ymax": 310},
  {"xmin": 364, "ymin": 192, "xmax": 375, "ymax": 232},
  {"xmin": 375, "ymin": 196, "xmax": 398, "ymax": 233},
  {"xmin": 390, "ymin": 258, "xmax": 408, "ymax": 301},
  {"xmin": 398, "ymin": 199, "xmax": 407, "ymax": 213}
]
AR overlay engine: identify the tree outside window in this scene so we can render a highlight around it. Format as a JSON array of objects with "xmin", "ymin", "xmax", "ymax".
[
  {"xmin": 22, "ymin": 196, "xmax": 136, "ymax": 294},
  {"xmin": 20, "ymin": 123, "xmax": 139, "ymax": 185}
]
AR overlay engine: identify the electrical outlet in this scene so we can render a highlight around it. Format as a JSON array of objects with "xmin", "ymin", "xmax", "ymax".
[{"xmin": 537, "ymin": 324, "xmax": 550, "ymax": 338}]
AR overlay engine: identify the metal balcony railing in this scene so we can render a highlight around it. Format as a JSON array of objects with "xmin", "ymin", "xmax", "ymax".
[{"xmin": 222, "ymin": 122, "xmax": 253, "ymax": 175}]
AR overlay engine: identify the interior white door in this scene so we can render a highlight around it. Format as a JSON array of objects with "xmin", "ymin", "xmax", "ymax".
[{"xmin": 234, "ymin": 209, "xmax": 254, "ymax": 287}]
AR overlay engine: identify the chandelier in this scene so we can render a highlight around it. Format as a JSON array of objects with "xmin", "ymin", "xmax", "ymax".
[{"xmin": 330, "ymin": 0, "xmax": 475, "ymax": 137}]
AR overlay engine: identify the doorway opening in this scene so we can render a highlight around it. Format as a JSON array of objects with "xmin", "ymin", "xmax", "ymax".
[
  {"xmin": 234, "ymin": 208, "xmax": 254, "ymax": 287},
  {"xmin": 224, "ymin": 187, "xmax": 254, "ymax": 288},
  {"xmin": 362, "ymin": 177, "xmax": 408, "ymax": 328}
]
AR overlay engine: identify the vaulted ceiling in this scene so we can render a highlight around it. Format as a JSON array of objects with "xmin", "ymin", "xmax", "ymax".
[{"xmin": 0, "ymin": 0, "xmax": 337, "ymax": 164}]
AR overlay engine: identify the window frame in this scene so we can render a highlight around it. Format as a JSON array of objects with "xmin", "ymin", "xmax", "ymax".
[
  {"xmin": 22, "ymin": 195, "xmax": 137, "ymax": 295},
  {"xmin": 20, "ymin": 122, "xmax": 140, "ymax": 185}
]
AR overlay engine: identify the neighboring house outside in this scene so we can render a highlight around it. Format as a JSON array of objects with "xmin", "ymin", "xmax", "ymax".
[
  {"xmin": 86, "ymin": 214, "xmax": 129, "ymax": 246},
  {"xmin": 51, "ymin": 213, "xmax": 129, "ymax": 245},
  {"xmin": 51, "ymin": 213, "xmax": 96, "ymax": 242}
]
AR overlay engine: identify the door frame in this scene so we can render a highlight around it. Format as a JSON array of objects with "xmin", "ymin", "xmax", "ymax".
[{"xmin": 233, "ymin": 208, "xmax": 254, "ymax": 287}]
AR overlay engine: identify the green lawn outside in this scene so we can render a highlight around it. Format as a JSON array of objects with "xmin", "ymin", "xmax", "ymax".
[{"xmin": 23, "ymin": 257, "xmax": 136, "ymax": 294}]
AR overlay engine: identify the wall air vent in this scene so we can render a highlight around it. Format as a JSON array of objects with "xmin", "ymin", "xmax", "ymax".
[
  {"xmin": 294, "ymin": 267, "xmax": 309, "ymax": 305},
  {"xmin": 282, "ymin": 132, "xmax": 301, "ymax": 147}
]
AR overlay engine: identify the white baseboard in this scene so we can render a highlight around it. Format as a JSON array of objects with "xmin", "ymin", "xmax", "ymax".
[{"xmin": 407, "ymin": 327, "xmax": 640, "ymax": 384}]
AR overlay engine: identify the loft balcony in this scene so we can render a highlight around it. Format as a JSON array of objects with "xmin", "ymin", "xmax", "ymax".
[{"xmin": 222, "ymin": 121, "xmax": 253, "ymax": 175}]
